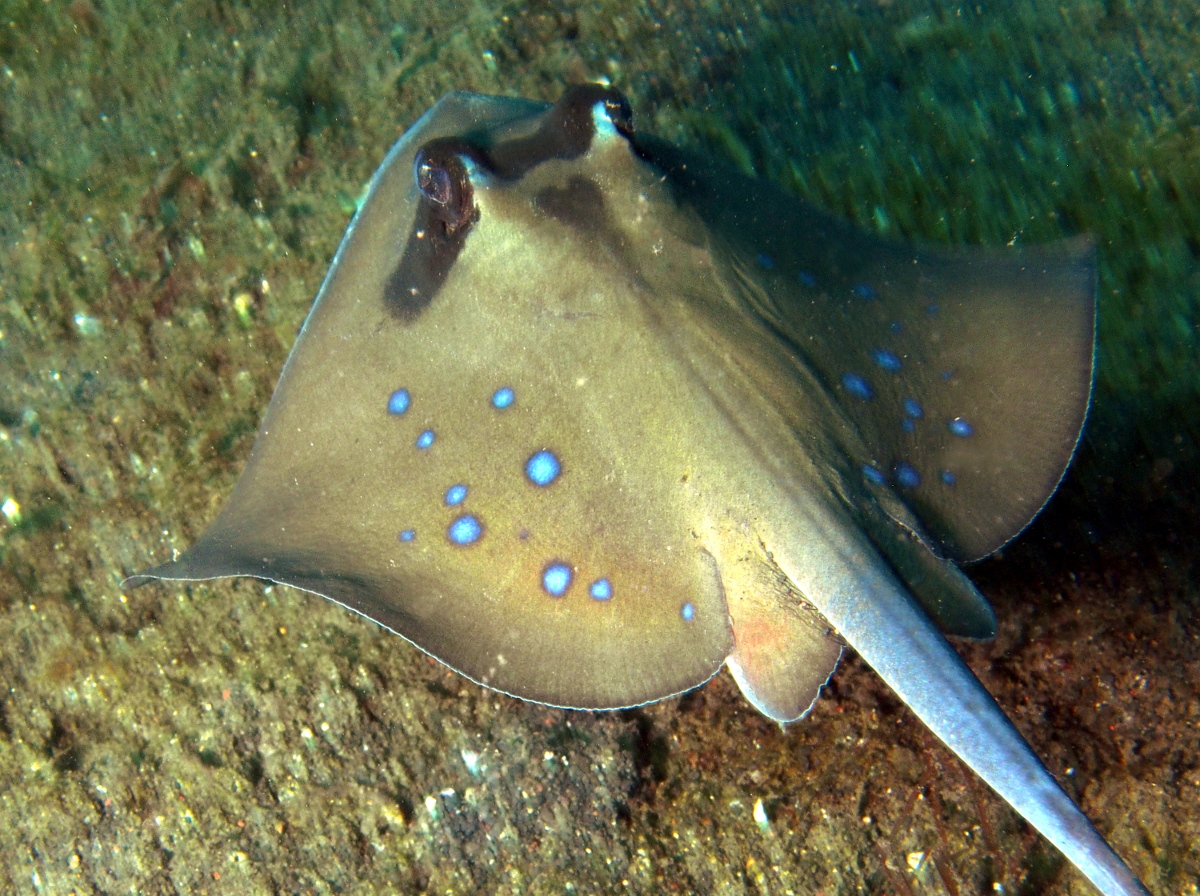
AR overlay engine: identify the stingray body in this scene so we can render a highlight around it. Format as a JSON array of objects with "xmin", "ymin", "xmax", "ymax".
[{"xmin": 130, "ymin": 87, "xmax": 1149, "ymax": 895}]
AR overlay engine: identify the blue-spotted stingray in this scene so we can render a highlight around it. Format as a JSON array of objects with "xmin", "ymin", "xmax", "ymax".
[{"xmin": 130, "ymin": 86, "xmax": 1149, "ymax": 895}]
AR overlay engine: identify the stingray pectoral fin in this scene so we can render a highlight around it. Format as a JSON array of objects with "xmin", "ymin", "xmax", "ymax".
[
  {"xmin": 126, "ymin": 424, "xmax": 738, "ymax": 713},
  {"xmin": 794, "ymin": 521, "xmax": 1150, "ymax": 896}
]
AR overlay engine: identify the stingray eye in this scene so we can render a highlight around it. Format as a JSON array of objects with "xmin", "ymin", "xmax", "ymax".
[
  {"xmin": 415, "ymin": 151, "xmax": 455, "ymax": 206},
  {"xmin": 413, "ymin": 141, "xmax": 481, "ymax": 236}
]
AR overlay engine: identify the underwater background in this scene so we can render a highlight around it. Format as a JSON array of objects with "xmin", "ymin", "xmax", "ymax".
[{"xmin": 0, "ymin": 1, "xmax": 1196, "ymax": 893}]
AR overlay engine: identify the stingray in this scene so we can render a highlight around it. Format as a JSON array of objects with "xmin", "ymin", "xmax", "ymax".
[{"xmin": 129, "ymin": 86, "xmax": 1150, "ymax": 895}]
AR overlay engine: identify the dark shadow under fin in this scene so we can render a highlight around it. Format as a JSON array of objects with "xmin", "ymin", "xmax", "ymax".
[{"xmin": 857, "ymin": 486, "xmax": 997, "ymax": 640}]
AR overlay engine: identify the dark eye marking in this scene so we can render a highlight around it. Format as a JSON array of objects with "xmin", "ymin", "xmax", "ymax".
[
  {"xmin": 383, "ymin": 141, "xmax": 481, "ymax": 322},
  {"xmin": 383, "ymin": 85, "xmax": 634, "ymax": 324}
]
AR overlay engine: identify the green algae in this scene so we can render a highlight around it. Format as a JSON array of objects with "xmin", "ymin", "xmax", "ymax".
[{"xmin": 0, "ymin": 1, "xmax": 1197, "ymax": 894}]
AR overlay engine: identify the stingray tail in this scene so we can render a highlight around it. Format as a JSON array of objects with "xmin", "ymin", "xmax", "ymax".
[{"xmin": 783, "ymin": 515, "xmax": 1150, "ymax": 896}]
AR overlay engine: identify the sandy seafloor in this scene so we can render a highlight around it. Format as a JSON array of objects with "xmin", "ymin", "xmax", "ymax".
[{"xmin": 1, "ymin": 1, "xmax": 1198, "ymax": 894}]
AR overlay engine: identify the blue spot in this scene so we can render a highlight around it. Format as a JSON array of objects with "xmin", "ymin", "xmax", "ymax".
[
  {"xmin": 525, "ymin": 450, "xmax": 561, "ymax": 486},
  {"xmin": 756, "ymin": 253, "xmax": 776, "ymax": 270},
  {"xmin": 387, "ymin": 388, "xmax": 411, "ymax": 416},
  {"xmin": 798, "ymin": 271, "xmax": 817, "ymax": 287},
  {"xmin": 589, "ymin": 578, "xmax": 613, "ymax": 601},
  {"xmin": 542, "ymin": 562, "xmax": 572, "ymax": 596},
  {"xmin": 491, "ymin": 387, "xmax": 514, "ymax": 409},
  {"xmin": 872, "ymin": 349, "xmax": 902, "ymax": 372},
  {"xmin": 447, "ymin": 514, "xmax": 483, "ymax": 546},
  {"xmin": 862, "ymin": 464, "xmax": 886, "ymax": 485},
  {"xmin": 948, "ymin": 417, "xmax": 974, "ymax": 438},
  {"xmin": 415, "ymin": 429, "xmax": 435, "ymax": 449},
  {"xmin": 941, "ymin": 469, "xmax": 958, "ymax": 486},
  {"xmin": 940, "ymin": 370, "xmax": 954, "ymax": 381},
  {"xmin": 398, "ymin": 529, "xmax": 415, "ymax": 542},
  {"xmin": 681, "ymin": 602, "xmax": 696, "ymax": 621},
  {"xmin": 901, "ymin": 418, "xmax": 916, "ymax": 433},
  {"xmin": 889, "ymin": 320, "xmax": 903, "ymax": 334},
  {"xmin": 842, "ymin": 373, "xmax": 873, "ymax": 401},
  {"xmin": 903, "ymin": 398, "xmax": 924, "ymax": 419},
  {"xmin": 927, "ymin": 303, "xmax": 940, "ymax": 316},
  {"xmin": 852, "ymin": 283, "xmax": 877, "ymax": 300},
  {"xmin": 894, "ymin": 462, "xmax": 921, "ymax": 489},
  {"xmin": 444, "ymin": 484, "xmax": 467, "ymax": 506}
]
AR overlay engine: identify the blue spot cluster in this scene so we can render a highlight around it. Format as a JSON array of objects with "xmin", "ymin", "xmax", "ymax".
[
  {"xmin": 387, "ymin": 384, "xmax": 618, "ymax": 603},
  {"xmin": 842, "ymin": 372, "xmax": 873, "ymax": 401},
  {"xmin": 816, "ymin": 267, "xmax": 981, "ymax": 495},
  {"xmin": 448, "ymin": 514, "xmax": 483, "ymax": 545},
  {"xmin": 525, "ymin": 449, "xmax": 561, "ymax": 487},
  {"xmin": 538, "ymin": 565, "xmax": 615, "ymax": 602},
  {"xmin": 862, "ymin": 464, "xmax": 887, "ymax": 486},
  {"xmin": 900, "ymin": 396, "xmax": 923, "ymax": 433},
  {"xmin": 948, "ymin": 417, "xmax": 974, "ymax": 438},
  {"xmin": 872, "ymin": 348, "xmax": 902, "ymax": 372},
  {"xmin": 894, "ymin": 461, "xmax": 921, "ymax": 489},
  {"xmin": 387, "ymin": 388, "xmax": 411, "ymax": 416},
  {"xmin": 542, "ymin": 562, "xmax": 572, "ymax": 596},
  {"xmin": 865, "ymin": 450, "xmax": 968, "ymax": 491},
  {"xmin": 491, "ymin": 386, "xmax": 514, "ymax": 409}
]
